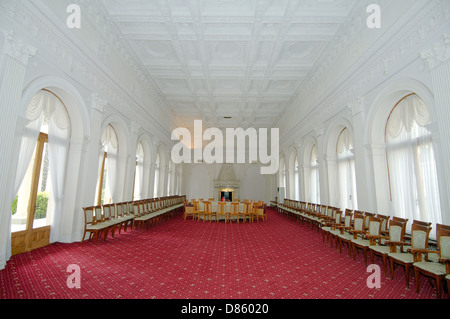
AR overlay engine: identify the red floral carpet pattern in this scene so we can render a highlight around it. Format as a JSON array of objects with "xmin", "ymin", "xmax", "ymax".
[{"xmin": 0, "ymin": 208, "xmax": 441, "ymax": 299}]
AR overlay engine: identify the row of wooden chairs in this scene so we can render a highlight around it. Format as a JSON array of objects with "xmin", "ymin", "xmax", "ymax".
[
  {"xmin": 82, "ymin": 195, "xmax": 186, "ymax": 243},
  {"xmin": 184, "ymin": 200, "xmax": 267, "ymax": 223},
  {"xmin": 277, "ymin": 199, "xmax": 450, "ymax": 299}
]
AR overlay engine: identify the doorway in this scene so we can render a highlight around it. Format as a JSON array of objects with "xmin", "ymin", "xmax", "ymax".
[{"xmin": 11, "ymin": 132, "xmax": 52, "ymax": 255}]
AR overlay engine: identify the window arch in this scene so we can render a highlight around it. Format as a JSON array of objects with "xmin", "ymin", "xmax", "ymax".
[
  {"xmin": 385, "ymin": 94, "xmax": 442, "ymax": 233},
  {"xmin": 310, "ymin": 145, "xmax": 320, "ymax": 204},
  {"xmin": 337, "ymin": 128, "xmax": 358, "ymax": 211}
]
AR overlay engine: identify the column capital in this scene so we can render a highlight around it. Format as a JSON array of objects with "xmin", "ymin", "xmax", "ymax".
[
  {"xmin": 420, "ymin": 33, "xmax": 450, "ymax": 71},
  {"xmin": 90, "ymin": 93, "xmax": 107, "ymax": 113},
  {"xmin": 2, "ymin": 30, "xmax": 37, "ymax": 66}
]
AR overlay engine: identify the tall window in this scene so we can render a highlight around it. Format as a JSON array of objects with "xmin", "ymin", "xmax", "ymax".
[
  {"xmin": 96, "ymin": 125, "xmax": 118, "ymax": 205},
  {"xmin": 337, "ymin": 128, "xmax": 358, "ymax": 210},
  {"xmin": 133, "ymin": 142, "xmax": 144, "ymax": 201},
  {"xmin": 153, "ymin": 153, "xmax": 160, "ymax": 198},
  {"xmin": 310, "ymin": 145, "xmax": 320, "ymax": 204},
  {"xmin": 386, "ymin": 94, "xmax": 442, "ymax": 233},
  {"xmin": 294, "ymin": 156, "xmax": 299, "ymax": 201},
  {"xmin": 11, "ymin": 90, "xmax": 70, "ymax": 253}
]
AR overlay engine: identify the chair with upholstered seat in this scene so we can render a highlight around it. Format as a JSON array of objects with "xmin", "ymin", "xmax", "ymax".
[
  {"xmin": 412, "ymin": 224, "xmax": 450, "ymax": 299},
  {"xmin": 322, "ymin": 209, "xmax": 342, "ymax": 246},
  {"xmin": 338, "ymin": 211, "xmax": 364, "ymax": 257},
  {"xmin": 328, "ymin": 209, "xmax": 352, "ymax": 249},
  {"xmin": 388, "ymin": 220, "xmax": 432, "ymax": 289},
  {"xmin": 82, "ymin": 206, "xmax": 110, "ymax": 243},
  {"xmin": 254, "ymin": 203, "xmax": 267, "ymax": 222},
  {"xmin": 217, "ymin": 202, "xmax": 227, "ymax": 223},
  {"xmin": 351, "ymin": 217, "xmax": 384, "ymax": 265},
  {"xmin": 369, "ymin": 218, "xmax": 408, "ymax": 277}
]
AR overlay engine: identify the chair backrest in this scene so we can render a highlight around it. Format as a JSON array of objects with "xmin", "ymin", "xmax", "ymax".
[
  {"xmin": 218, "ymin": 202, "xmax": 226, "ymax": 213},
  {"xmin": 116, "ymin": 203, "xmax": 124, "ymax": 218},
  {"xmin": 244, "ymin": 202, "xmax": 252, "ymax": 213},
  {"xmin": 94, "ymin": 206, "xmax": 103, "ymax": 223},
  {"xmin": 388, "ymin": 218, "xmax": 408, "ymax": 243},
  {"xmin": 204, "ymin": 201, "xmax": 211, "ymax": 213},
  {"xmin": 353, "ymin": 213, "xmax": 364, "ymax": 231},
  {"xmin": 410, "ymin": 221, "xmax": 432, "ymax": 249},
  {"xmin": 334, "ymin": 210, "xmax": 342, "ymax": 224},
  {"xmin": 436, "ymin": 224, "xmax": 450, "ymax": 260},
  {"xmin": 230, "ymin": 202, "xmax": 239, "ymax": 213},
  {"xmin": 343, "ymin": 210, "xmax": 353, "ymax": 228},
  {"xmin": 84, "ymin": 207, "xmax": 95, "ymax": 225},
  {"xmin": 368, "ymin": 217, "xmax": 382, "ymax": 236}
]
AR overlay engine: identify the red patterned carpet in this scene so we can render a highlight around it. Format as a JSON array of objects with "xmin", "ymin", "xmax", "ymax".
[{"xmin": 0, "ymin": 207, "xmax": 442, "ymax": 299}]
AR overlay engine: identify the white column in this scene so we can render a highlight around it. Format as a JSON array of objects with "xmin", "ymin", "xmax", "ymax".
[
  {"xmin": 349, "ymin": 97, "xmax": 375, "ymax": 212},
  {"xmin": 315, "ymin": 126, "xmax": 329, "ymax": 205},
  {"xmin": 0, "ymin": 30, "xmax": 37, "ymax": 269},
  {"xmin": 420, "ymin": 35, "xmax": 450, "ymax": 225},
  {"xmin": 78, "ymin": 94, "xmax": 106, "ymax": 207}
]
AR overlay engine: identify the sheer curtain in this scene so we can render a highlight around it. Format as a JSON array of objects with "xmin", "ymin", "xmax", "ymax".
[
  {"xmin": 101, "ymin": 125, "xmax": 118, "ymax": 203},
  {"xmin": 294, "ymin": 157, "xmax": 299, "ymax": 201},
  {"xmin": 337, "ymin": 129, "xmax": 358, "ymax": 211},
  {"xmin": 310, "ymin": 145, "xmax": 320, "ymax": 204},
  {"xmin": 134, "ymin": 143, "xmax": 144, "ymax": 200},
  {"xmin": 386, "ymin": 95, "xmax": 442, "ymax": 238},
  {"xmin": 47, "ymin": 98, "xmax": 70, "ymax": 243}
]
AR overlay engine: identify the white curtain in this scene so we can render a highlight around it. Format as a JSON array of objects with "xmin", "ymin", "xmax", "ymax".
[
  {"xmin": 48, "ymin": 101, "xmax": 70, "ymax": 243},
  {"xmin": 310, "ymin": 146, "xmax": 320, "ymax": 204},
  {"xmin": 337, "ymin": 129, "xmax": 358, "ymax": 211},
  {"xmin": 154, "ymin": 154, "xmax": 160, "ymax": 198},
  {"xmin": 386, "ymin": 95, "xmax": 441, "ymax": 238},
  {"xmin": 101, "ymin": 125, "xmax": 118, "ymax": 203},
  {"xmin": 294, "ymin": 157, "xmax": 299, "ymax": 201},
  {"xmin": 134, "ymin": 143, "xmax": 144, "ymax": 200}
]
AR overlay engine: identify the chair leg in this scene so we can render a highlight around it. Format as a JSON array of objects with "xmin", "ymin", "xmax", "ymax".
[
  {"xmin": 414, "ymin": 267, "xmax": 420, "ymax": 293},
  {"xmin": 405, "ymin": 264, "xmax": 410, "ymax": 289}
]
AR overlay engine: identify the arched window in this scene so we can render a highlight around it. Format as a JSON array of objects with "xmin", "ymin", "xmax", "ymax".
[
  {"xmin": 11, "ymin": 90, "xmax": 70, "ymax": 253},
  {"xmin": 96, "ymin": 124, "xmax": 118, "ymax": 205},
  {"xmin": 310, "ymin": 145, "xmax": 320, "ymax": 204},
  {"xmin": 337, "ymin": 128, "xmax": 358, "ymax": 210},
  {"xmin": 133, "ymin": 142, "xmax": 144, "ymax": 200},
  {"xmin": 154, "ymin": 153, "xmax": 160, "ymax": 198},
  {"xmin": 385, "ymin": 94, "xmax": 442, "ymax": 232}
]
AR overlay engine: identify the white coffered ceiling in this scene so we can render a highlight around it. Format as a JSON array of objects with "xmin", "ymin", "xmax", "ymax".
[{"xmin": 99, "ymin": 0, "xmax": 360, "ymax": 130}]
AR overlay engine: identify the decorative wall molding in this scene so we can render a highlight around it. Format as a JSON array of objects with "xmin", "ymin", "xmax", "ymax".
[
  {"xmin": 420, "ymin": 33, "xmax": 450, "ymax": 70},
  {"xmin": 2, "ymin": 30, "xmax": 37, "ymax": 65}
]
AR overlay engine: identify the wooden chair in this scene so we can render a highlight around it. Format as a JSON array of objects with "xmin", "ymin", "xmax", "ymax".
[
  {"xmin": 329, "ymin": 209, "xmax": 352, "ymax": 249},
  {"xmin": 413, "ymin": 224, "xmax": 450, "ymax": 299},
  {"xmin": 184, "ymin": 201, "xmax": 194, "ymax": 220},
  {"xmin": 369, "ymin": 218, "xmax": 408, "ymax": 277},
  {"xmin": 82, "ymin": 206, "xmax": 109, "ymax": 243},
  {"xmin": 254, "ymin": 203, "xmax": 267, "ymax": 222},
  {"xmin": 338, "ymin": 211, "xmax": 364, "ymax": 257},
  {"xmin": 230, "ymin": 202, "xmax": 240, "ymax": 223},
  {"xmin": 202, "ymin": 201, "xmax": 213, "ymax": 222},
  {"xmin": 351, "ymin": 217, "xmax": 384, "ymax": 266},
  {"xmin": 322, "ymin": 209, "xmax": 342, "ymax": 246},
  {"xmin": 242, "ymin": 202, "xmax": 252, "ymax": 223},
  {"xmin": 217, "ymin": 202, "xmax": 228, "ymax": 223},
  {"xmin": 388, "ymin": 220, "xmax": 432, "ymax": 289},
  {"xmin": 192, "ymin": 201, "xmax": 203, "ymax": 221}
]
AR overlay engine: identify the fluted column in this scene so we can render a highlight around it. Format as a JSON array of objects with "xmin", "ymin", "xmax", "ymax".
[
  {"xmin": 420, "ymin": 35, "xmax": 450, "ymax": 225},
  {"xmin": 0, "ymin": 30, "xmax": 37, "ymax": 269}
]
